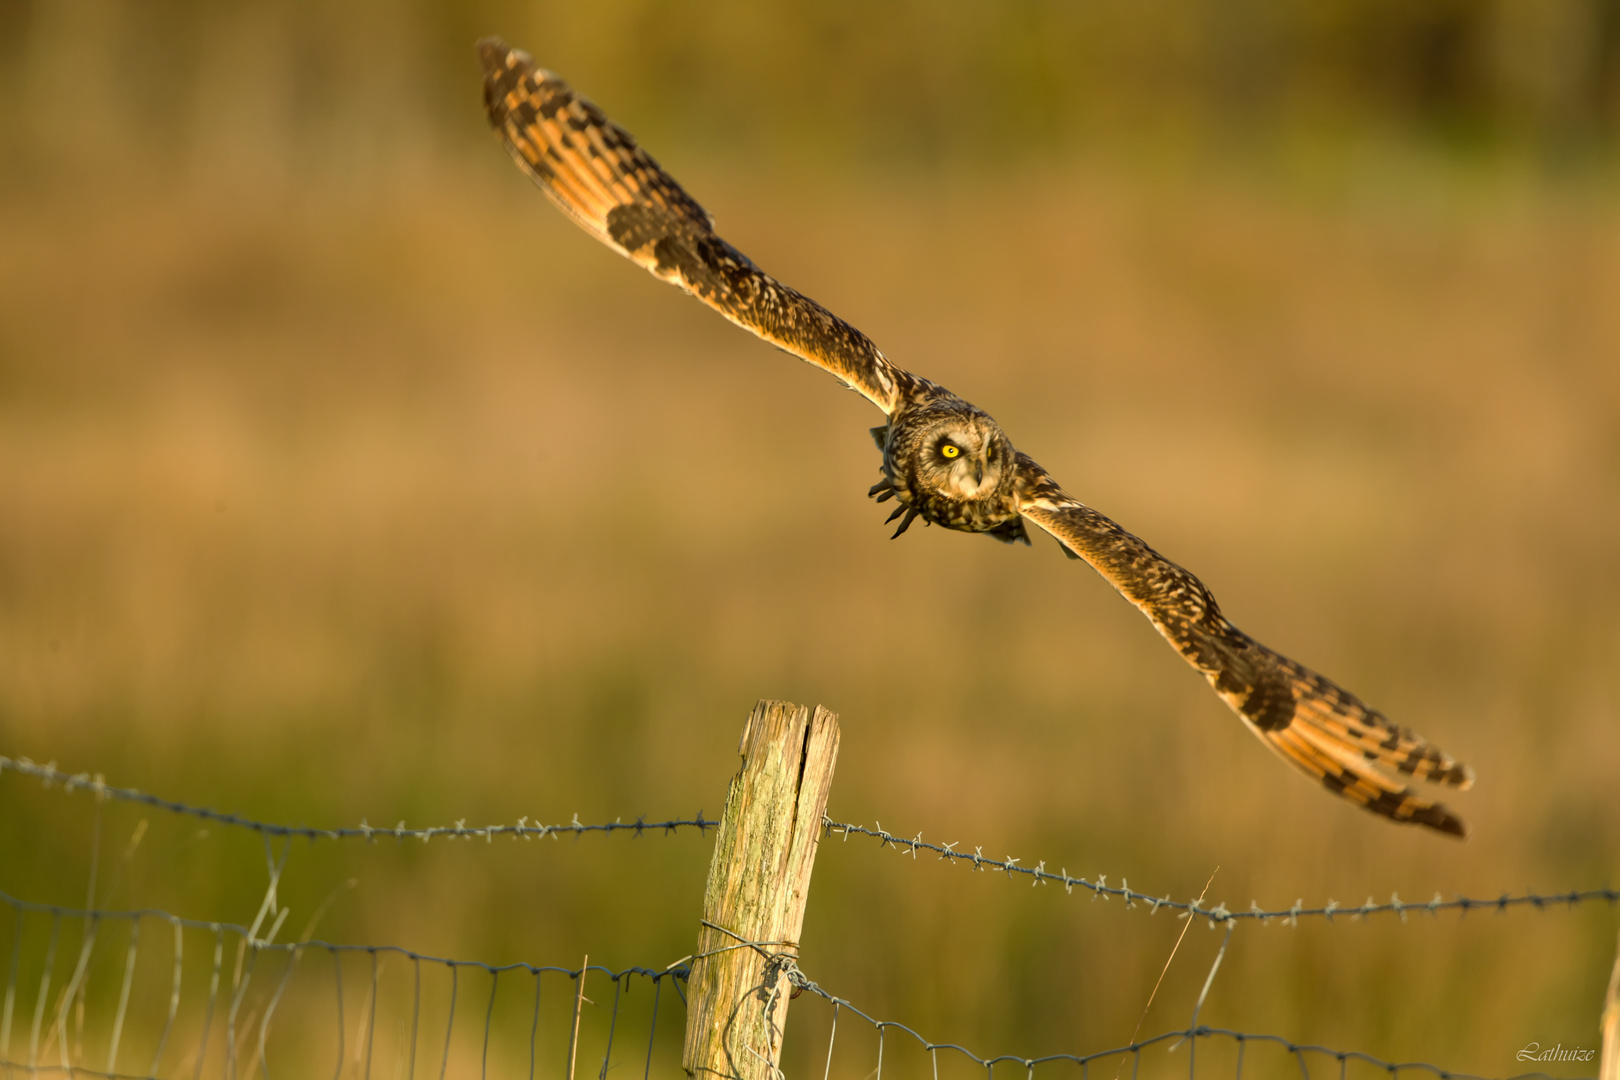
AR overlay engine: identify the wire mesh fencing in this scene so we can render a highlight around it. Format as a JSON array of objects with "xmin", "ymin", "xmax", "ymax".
[
  {"xmin": 7, "ymin": 887, "xmax": 1569, "ymax": 1080},
  {"xmin": 0, "ymin": 887, "xmax": 687, "ymax": 1080},
  {"xmin": 784, "ymin": 978, "xmax": 1572, "ymax": 1080}
]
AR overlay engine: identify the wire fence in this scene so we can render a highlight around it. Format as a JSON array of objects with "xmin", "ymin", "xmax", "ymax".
[
  {"xmin": 0, "ymin": 885, "xmax": 685, "ymax": 1080},
  {"xmin": 785, "ymin": 974, "xmax": 1566, "ymax": 1080},
  {"xmin": 7, "ymin": 755, "xmax": 1614, "ymax": 928},
  {"xmin": 0, "ymin": 756, "xmax": 718, "ymax": 845},
  {"xmin": 821, "ymin": 821, "xmax": 1620, "ymax": 926},
  {"xmin": 1, "ymin": 753, "xmax": 1612, "ymax": 1079},
  {"xmin": 3, "ymin": 889, "xmax": 1573, "ymax": 1080}
]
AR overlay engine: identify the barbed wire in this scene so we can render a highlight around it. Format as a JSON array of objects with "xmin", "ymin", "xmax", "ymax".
[
  {"xmin": 8, "ymin": 753, "xmax": 1616, "ymax": 931},
  {"xmin": 822, "ymin": 818, "xmax": 1619, "ymax": 928},
  {"xmin": 0, "ymin": 755, "xmax": 714, "ymax": 843}
]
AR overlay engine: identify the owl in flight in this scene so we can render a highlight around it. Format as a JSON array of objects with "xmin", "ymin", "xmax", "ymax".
[{"xmin": 478, "ymin": 38, "xmax": 1474, "ymax": 836}]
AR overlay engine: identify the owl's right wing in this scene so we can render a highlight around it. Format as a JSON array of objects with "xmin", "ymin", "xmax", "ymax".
[
  {"xmin": 1015, "ymin": 455, "xmax": 1474, "ymax": 836},
  {"xmin": 479, "ymin": 38, "xmax": 910, "ymax": 415}
]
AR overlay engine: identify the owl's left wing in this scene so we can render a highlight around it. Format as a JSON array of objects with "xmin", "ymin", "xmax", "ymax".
[
  {"xmin": 478, "ymin": 38, "xmax": 910, "ymax": 414},
  {"xmin": 1015, "ymin": 455, "xmax": 1474, "ymax": 836}
]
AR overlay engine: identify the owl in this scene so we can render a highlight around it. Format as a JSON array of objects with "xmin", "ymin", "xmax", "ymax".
[
  {"xmin": 478, "ymin": 38, "xmax": 1474, "ymax": 836},
  {"xmin": 870, "ymin": 399, "xmax": 1028, "ymax": 544}
]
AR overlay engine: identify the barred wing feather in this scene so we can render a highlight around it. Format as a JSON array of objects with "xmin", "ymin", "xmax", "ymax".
[
  {"xmin": 479, "ymin": 38, "xmax": 908, "ymax": 414},
  {"xmin": 1015, "ymin": 455, "xmax": 1473, "ymax": 836}
]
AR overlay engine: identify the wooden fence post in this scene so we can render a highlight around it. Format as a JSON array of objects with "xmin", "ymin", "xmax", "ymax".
[
  {"xmin": 1602, "ymin": 924, "xmax": 1619, "ymax": 1080},
  {"xmin": 682, "ymin": 700, "xmax": 841, "ymax": 1079}
]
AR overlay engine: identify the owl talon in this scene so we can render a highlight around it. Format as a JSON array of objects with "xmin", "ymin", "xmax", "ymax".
[
  {"xmin": 890, "ymin": 507, "xmax": 920, "ymax": 538},
  {"xmin": 868, "ymin": 478, "xmax": 894, "ymax": 500}
]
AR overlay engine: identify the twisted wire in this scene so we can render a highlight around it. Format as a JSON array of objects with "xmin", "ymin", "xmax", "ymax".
[
  {"xmin": 0, "ymin": 755, "xmax": 712, "ymax": 843},
  {"xmin": 6, "ymin": 754, "xmax": 1615, "ymax": 927},
  {"xmin": 822, "ymin": 818, "xmax": 1619, "ymax": 925}
]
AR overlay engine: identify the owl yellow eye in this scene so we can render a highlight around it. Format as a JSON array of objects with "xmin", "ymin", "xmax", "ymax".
[{"xmin": 941, "ymin": 444, "xmax": 960, "ymax": 459}]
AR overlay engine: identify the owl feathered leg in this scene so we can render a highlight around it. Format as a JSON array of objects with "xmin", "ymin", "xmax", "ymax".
[
  {"xmin": 890, "ymin": 506, "xmax": 922, "ymax": 538},
  {"xmin": 870, "ymin": 476, "xmax": 922, "ymax": 536}
]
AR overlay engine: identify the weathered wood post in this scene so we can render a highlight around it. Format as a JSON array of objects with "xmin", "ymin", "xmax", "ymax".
[{"xmin": 682, "ymin": 700, "xmax": 841, "ymax": 1079}]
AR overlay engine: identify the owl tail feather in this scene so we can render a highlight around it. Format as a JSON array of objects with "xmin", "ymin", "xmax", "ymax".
[{"xmin": 1256, "ymin": 719, "xmax": 1468, "ymax": 837}]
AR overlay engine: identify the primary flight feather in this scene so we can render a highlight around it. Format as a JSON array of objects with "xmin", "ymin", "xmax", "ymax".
[{"xmin": 478, "ymin": 37, "xmax": 1474, "ymax": 836}]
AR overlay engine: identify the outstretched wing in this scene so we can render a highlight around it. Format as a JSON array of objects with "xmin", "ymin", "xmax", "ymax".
[
  {"xmin": 1016, "ymin": 455, "xmax": 1474, "ymax": 836},
  {"xmin": 478, "ymin": 38, "xmax": 909, "ymax": 414}
]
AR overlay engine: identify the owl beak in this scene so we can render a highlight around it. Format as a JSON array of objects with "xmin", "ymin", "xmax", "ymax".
[{"xmin": 973, "ymin": 461, "xmax": 985, "ymax": 486}]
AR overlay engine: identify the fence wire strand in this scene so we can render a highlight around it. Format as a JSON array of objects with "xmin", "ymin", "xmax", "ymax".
[
  {"xmin": 6, "ymin": 755, "xmax": 1615, "ymax": 930},
  {"xmin": 646, "ymin": 925, "xmax": 1585, "ymax": 1080},
  {"xmin": 0, "ymin": 756, "xmax": 713, "ymax": 844},
  {"xmin": 0, "ymin": 892, "xmax": 1525, "ymax": 1080},
  {"xmin": 0, "ymin": 889, "xmax": 683, "ymax": 1080},
  {"xmin": 821, "ymin": 819, "xmax": 1619, "ymax": 925},
  {"xmin": 766, "ymin": 938, "xmax": 1579, "ymax": 1080}
]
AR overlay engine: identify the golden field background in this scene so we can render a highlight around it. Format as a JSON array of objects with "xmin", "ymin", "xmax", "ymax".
[{"xmin": 1, "ymin": 0, "xmax": 1618, "ymax": 1075}]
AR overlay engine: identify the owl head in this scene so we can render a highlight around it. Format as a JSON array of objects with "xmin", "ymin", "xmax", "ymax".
[{"xmin": 900, "ymin": 405, "xmax": 1014, "ymax": 502}]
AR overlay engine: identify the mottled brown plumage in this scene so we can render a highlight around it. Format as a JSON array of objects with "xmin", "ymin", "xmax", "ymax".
[
  {"xmin": 479, "ymin": 37, "xmax": 1475, "ymax": 836},
  {"xmin": 868, "ymin": 407, "xmax": 1029, "ymax": 544}
]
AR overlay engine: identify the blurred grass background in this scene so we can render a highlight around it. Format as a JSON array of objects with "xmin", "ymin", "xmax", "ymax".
[{"xmin": 1, "ymin": 0, "xmax": 1618, "ymax": 1075}]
